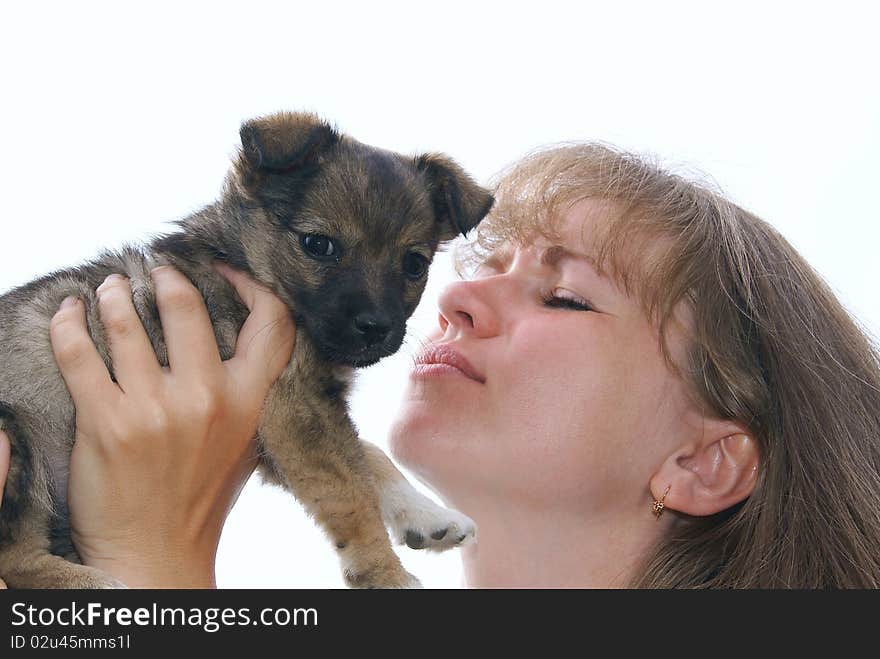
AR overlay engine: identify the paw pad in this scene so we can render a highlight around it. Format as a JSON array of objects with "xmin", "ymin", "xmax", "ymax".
[{"xmin": 405, "ymin": 531, "xmax": 425, "ymax": 549}]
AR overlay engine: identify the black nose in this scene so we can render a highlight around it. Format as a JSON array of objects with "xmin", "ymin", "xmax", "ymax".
[{"xmin": 353, "ymin": 312, "xmax": 391, "ymax": 346}]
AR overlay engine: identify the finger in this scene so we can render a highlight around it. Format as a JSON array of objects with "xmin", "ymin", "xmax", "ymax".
[
  {"xmin": 151, "ymin": 265, "xmax": 222, "ymax": 376},
  {"xmin": 0, "ymin": 430, "xmax": 11, "ymax": 588},
  {"xmin": 235, "ymin": 303, "xmax": 296, "ymax": 393},
  {"xmin": 95, "ymin": 274, "xmax": 162, "ymax": 389},
  {"xmin": 0, "ymin": 429, "xmax": 10, "ymax": 504},
  {"xmin": 215, "ymin": 263, "xmax": 296, "ymax": 390},
  {"xmin": 50, "ymin": 297, "xmax": 121, "ymax": 412},
  {"xmin": 213, "ymin": 262, "xmax": 265, "ymax": 312}
]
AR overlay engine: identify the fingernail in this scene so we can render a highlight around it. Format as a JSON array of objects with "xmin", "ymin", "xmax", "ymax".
[
  {"xmin": 60, "ymin": 296, "xmax": 79, "ymax": 309},
  {"xmin": 150, "ymin": 265, "xmax": 170, "ymax": 276},
  {"xmin": 96, "ymin": 273, "xmax": 126, "ymax": 295}
]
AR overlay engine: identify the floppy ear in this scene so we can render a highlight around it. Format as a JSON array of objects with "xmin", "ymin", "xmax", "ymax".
[
  {"xmin": 416, "ymin": 153, "xmax": 494, "ymax": 240},
  {"xmin": 238, "ymin": 111, "xmax": 339, "ymax": 174},
  {"xmin": 650, "ymin": 420, "xmax": 760, "ymax": 518}
]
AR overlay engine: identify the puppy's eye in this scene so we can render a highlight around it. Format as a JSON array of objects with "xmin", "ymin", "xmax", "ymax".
[
  {"xmin": 301, "ymin": 234, "xmax": 338, "ymax": 260},
  {"xmin": 403, "ymin": 252, "xmax": 429, "ymax": 280}
]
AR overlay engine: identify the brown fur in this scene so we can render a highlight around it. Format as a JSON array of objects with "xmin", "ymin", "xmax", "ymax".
[{"xmin": 0, "ymin": 111, "xmax": 492, "ymax": 588}]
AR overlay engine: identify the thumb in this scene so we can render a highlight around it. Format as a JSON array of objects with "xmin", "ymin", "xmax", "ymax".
[
  {"xmin": 213, "ymin": 262, "xmax": 296, "ymax": 391},
  {"xmin": 0, "ymin": 429, "xmax": 10, "ymax": 509},
  {"xmin": 0, "ymin": 430, "xmax": 7, "ymax": 587}
]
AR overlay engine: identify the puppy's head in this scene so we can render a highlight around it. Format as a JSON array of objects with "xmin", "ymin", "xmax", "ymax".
[{"xmin": 231, "ymin": 111, "xmax": 493, "ymax": 367}]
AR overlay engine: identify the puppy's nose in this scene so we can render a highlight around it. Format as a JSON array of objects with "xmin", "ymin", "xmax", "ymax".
[{"xmin": 353, "ymin": 312, "xmax": 391, "ymax": 346}]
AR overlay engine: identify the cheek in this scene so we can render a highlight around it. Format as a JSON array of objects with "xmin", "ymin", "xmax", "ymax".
[
  {"xmin": 483, "ymin": 319, "xmax": 671, "ymax": 495},
  {"xmin": 388, "ymin": 315, "xmax": 680, "ymax": 509},
  {"xmin": 387, "ymin": 321, "xmax": 618, "ymax": 504},
  {"xmin": 498, "ymin": 318, "xmax": 629, "ymax": 428}
]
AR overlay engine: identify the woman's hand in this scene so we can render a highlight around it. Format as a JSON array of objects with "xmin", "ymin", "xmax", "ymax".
[
  {"xmin": 0, "ymin": 428, "xmax": 9, "ymax": 588},
  {"xmin": 50, "ymin": 263, "xmax": 295, "ymax": 588}
]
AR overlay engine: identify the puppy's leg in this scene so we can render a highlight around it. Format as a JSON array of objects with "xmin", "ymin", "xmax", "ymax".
[
  {"xmin": 361, "ymin": 441, "xmax": 476, "ymax": 551},
  {"xmin": 0, "ymin": 413, "xmax": 123, "ymax": 589},
  {"xmin": 260, "ymin": 372, "xmax": 419, "ymax": 588},
  {"xmin": 0, "ymin": 519, "xmax": 124, "ymax": 589}
]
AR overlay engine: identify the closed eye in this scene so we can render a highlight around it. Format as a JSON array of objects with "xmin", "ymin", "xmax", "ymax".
[{"xmin": 541, "ymin": 288, "xmax": 594, "ymax": 312}]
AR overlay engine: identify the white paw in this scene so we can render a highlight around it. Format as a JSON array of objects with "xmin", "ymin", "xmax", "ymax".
[{"xmin": 380, "ymin": 481, "xmax": 477, "ymax": 552}]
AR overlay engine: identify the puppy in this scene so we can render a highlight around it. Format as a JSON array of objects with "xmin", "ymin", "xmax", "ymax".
[{"xmin": 0, "ymin": 111, "xmax": 492, "ymax": 588}]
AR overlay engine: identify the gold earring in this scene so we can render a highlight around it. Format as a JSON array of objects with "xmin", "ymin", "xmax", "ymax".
[{"xmin": 652, "ymin": 485, "xmax": 671, "ymax": 518}]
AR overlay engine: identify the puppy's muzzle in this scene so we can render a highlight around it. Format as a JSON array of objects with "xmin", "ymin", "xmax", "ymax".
[{"xmin": 311, "ymin": 306, "xmax": 405, "ymax": 367}]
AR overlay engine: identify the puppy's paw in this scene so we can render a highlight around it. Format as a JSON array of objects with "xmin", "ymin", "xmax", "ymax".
[
  {"xmin": 89, "ymin": 576, "xmax": 128, "ymax": 589},
  {"xmin": 56, "ymin": 567, "xmax": 127, "ymax": 590},
  {"xmin": 3, "ymin": 564, "xmax": 128, "ymax": 589},
  {"xmin": 380, "ymin": 481, "xmax": 477, "ymax": 552},
  {"xmin": 399, "ymin": 511, "xmax": 476, "ymax": 552},
  {"xmin": 342, "ymin": 563, "xmax": 422, "ymax": 589}
]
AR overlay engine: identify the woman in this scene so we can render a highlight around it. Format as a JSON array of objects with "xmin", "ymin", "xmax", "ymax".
[{"xmin": 2, "ymin": 143, "xmax": 879, "ymax": 588}]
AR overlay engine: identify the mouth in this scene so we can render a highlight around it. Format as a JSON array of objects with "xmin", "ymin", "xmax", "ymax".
[
  {"xmin": 319, "ymin": 347, "xmax": 386, "ymax": 367},
  {"xmin": 317, "ymin": 338, "xmax": 403, "ymax": 368},
  {"xmin": 413, "ymin": 344, "xmax": 485, "ymax": 383}
]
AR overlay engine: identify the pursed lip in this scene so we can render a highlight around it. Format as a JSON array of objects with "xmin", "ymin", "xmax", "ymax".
[{"xmin": 413, "ymin": 344, "xmax": 485, "ymax": 383}]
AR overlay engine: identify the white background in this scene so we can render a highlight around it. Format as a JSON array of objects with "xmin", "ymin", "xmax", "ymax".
[{"xmin": 1, "ymin": 2, "xmax": 877, "ymax": 588}]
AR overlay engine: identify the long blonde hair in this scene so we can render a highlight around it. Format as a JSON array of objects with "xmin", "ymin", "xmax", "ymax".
[{"xmin": 458, "ymin": 143, "xmax": 880, "ymax": 587}]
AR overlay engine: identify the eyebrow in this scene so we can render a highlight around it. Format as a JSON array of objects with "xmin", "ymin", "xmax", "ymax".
[
  {"xmin": 482, "ymin": 244, "xmax": 607, "ymax": 279},
  {"xmin": 482, "ymin": 247, "xmax": 514, "ymax": 271},
  {"xmin": 539, "ymin": 245, "xmax": 603, "ymax": 274}
]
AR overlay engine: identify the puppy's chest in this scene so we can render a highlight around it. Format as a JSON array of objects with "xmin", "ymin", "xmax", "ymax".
[{"xmin": 273, "ymin": 334, "xmax": 356, "ymax": 410}]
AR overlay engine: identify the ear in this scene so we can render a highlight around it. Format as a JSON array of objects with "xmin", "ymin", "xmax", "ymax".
[
  {"xmin": 238, "ymin": 111, "xmax": 339, "ymax": 173},
  {"xmin": 651, "ymin": 421, "xmax": 759, "ymax": 517},
  {"xmin": 416, "ymin": 153, "xmax": 494, "ymax": 240}
]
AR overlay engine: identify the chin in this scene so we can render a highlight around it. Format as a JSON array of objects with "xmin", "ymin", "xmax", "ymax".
[
  {"xmin": 315, "ymin": 344, "xmax": 391, "ymax": 368},
  {"xmin": 313, "ymin": 334, "xmax": 404, "ymax": 368},
  {"xmin": 334, "ymin": 352, "xmax": 386, "ymax": 367},
  {"xmin": 388, "ymin": 417, "xmax": 473, "ymax": 513},
  {"xmin": 388, "ymin": 399, "xmax": 456, "ymax": 473},
  {"xmin": 387, "ymin": 405, "xmax": 431, "ymax": 470}
]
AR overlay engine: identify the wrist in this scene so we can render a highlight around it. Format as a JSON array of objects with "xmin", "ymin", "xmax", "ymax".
[
  {"xmin": 76, "ymin": 539, "xmax": 218, "ymax": 589},
  {"xmin": 88, "ymin": 555, "xmax": 217, "ymax": 589}
]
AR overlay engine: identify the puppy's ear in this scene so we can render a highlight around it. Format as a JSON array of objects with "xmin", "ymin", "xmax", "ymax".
[
  {"xmin": 238, "ymin": 111, "xmax": 339, "ymax": 176},
  {"xmin": 416, "ymin": 154, "xmax": 494, "ymax": 240}
]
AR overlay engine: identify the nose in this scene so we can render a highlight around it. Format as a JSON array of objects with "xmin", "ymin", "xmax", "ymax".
[
  {"xmin": 436, "ymin": 278, "xmax": 501, "ymax": 339},
  {"xmin": 353, "ymin": 312, "xmax": 391, "ymax": 346}
]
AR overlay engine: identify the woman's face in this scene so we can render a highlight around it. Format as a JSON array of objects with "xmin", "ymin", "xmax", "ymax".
[{"xmin": 389, "ymin": 199, "xmax": 699, "ymax": 518}]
